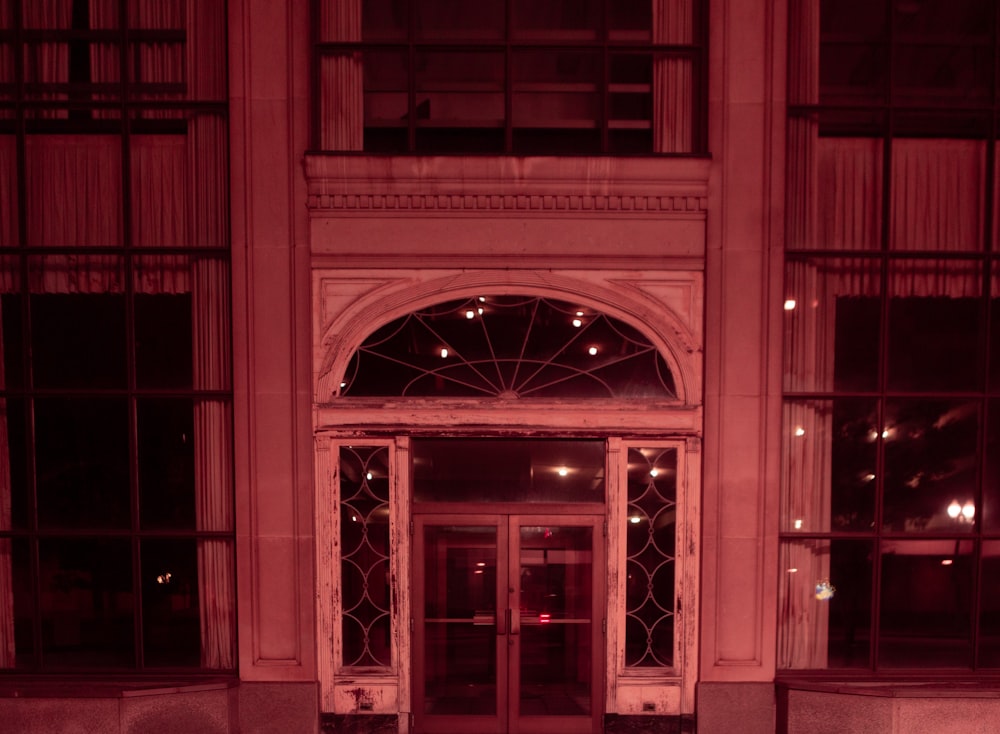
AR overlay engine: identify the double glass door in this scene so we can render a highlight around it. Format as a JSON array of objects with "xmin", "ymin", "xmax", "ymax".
[{"xmin": 413, "ymin": 514, "xmax": 603, "ymax": 734}]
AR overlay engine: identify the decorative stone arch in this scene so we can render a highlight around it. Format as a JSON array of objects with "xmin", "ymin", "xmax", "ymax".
[{"xmin": 315, "ymin": 269, "xmax": 703, "ymax": 409}]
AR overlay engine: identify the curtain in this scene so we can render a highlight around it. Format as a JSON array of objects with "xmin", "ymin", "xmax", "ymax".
[
  {"xmin": 23, "ymin": 0, "xmax": 71, "ymax": 119},
  {"xmin": 653, "ymin": 0, "xmax": 693, "ymax": 153},
  {"xmin": 319, "ymin": 0, "xmax": 363, "ymax": 150}
]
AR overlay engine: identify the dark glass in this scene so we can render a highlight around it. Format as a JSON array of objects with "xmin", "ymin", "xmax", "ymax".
[
  {"xmin": 35, "ymin": 397, "xmax": 130, "ymax": 529},
  {"xmin": 777, "ymin": 539, "xmax": 873, "ymax": 669},
  {"xmin": 990, "ymin": 282, "xmax": 1000, "ymax": 391},
  {"xmin": 513, "ymin": 0, "xmax": 599, "ymax": 38},
  {"xmin": 892, "ymin": 45, "xmax": 992, "ymax": 107},
  {"xmin": 879, "ymin": 539, "xmax": 973, "ymax": 668},
  {"xmin": 609, "ymin": 0, "xmax": 652, "ymax": 38},
  {"xmin": 819, "ymin": 42, "xmax": 888, "ymax": 107},
  {"xmin": 983, "ymin": 399, "xmax": 1000, "ymax": 532},
  {"xmin": 141, "ymin": 538, "xmax": 201, "ymax": 667},
  {"xmin": 882, "ymin": 399, "xmax": 979, "ymax": 533},
  {"xmin": 833, "ymin": 298, "xmax": 880, "ymax": 392},
  {"xmin": 138, "ymin": 399, "xmax": 195, "ymax": 530},
  {"xmin": 412, "ymin": 439, "xmax": 605, "ymax": 503},
  {"xmin": 135, "ymin": 294, "xmax": 192, "ymax": 389},
  {"xmin": 30, "ymin": 293, "xmax": 127, "ymax": 389},
  {"xmin": 979, "ymin": 540, "xmax": 1000, "ymax": 666},
  {"xmin": 362, "ymin": 0, "xmax": 410, "ymax": 40},
  {"xmin": 1, "ymin": 293, "xmax": 24, "ymax": 388},
  {"xmin": 38, "ymin": 538, "xmax": 134, "ymax": 668},
  {"xmin": 415, "ymin": 0, "xmax": 504, "ymax": 39},
  {"xmin": 10, "ymin": 538, "xmax": 33, "ymax": 668},
  {"xmin": 5, "ymin": 397, "xmax": 28, "ymax": 529},
  {"xmin": 422, "ymin": 525, "xmax": 498, "ymax": 715},
  {"xmin": 887, "ymin": 294, "xmax": 983, "ymax": 392},
  {"xmin": 363, "ymin": 49, "xmax": 408, "ymax": 132}
]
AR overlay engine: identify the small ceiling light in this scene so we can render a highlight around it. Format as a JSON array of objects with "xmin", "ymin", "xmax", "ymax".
[
  {"xmin": 558, "ymin": 467, "xmax": 569, "ymax": 477},
  {"xmin": 478, "ymin": 307, "xmax": 484, "ymax": 315},
  {"xmin": 784, "ymin": 299, "xmax": 797, "ymax": 311},
  {"xmin": 440, "ymin": 348, "xmax": 449, "ymax": 358},
  {"xmin": 794, "ymin": 426, "xmax": 806, "ymax": 437},
  {"xmin": 366, "ymin": 471, "xmax": 373, "ymax": 481},
  {"xmin": 941, "ymin": 559, "xmax": 954, "ymax": 566},
  {"xmin": 649, "ymin": 468, "xmax": 659, "ymax": 478},
  {"xmin": 947, "ymin": 500, "xmax": 962, "ymax": 519},
  {"xmin": 340, "ymin": 381, "xmax": 347, "ymax": 389},
  {"xmin": 479, "ymin": 297, "xmax": 486, "ymax": 302},
  {"xmin": 629, "ymin": 516, "xmax": 642, "ymax": 524},
  {"xmin": 588, "ymin": 346, "xmax": 598, "ymax": 356},
  {"xmin": 787, "ymin": 567, "xmax": 798, "ymax": 574},
  {"xmin": 793, "ymin": 519, "xmax": 803, "ymax": 530},
  {"xmin": 572, "ymin": 318, "xmax": 583, "ymax": 328},
  {"xmin": 466, "ymin": 310, "xmax": 475, "ymax": 319}
]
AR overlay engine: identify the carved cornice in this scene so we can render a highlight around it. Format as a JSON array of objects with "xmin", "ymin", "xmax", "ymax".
[
  {"xmin": 306, "ymin": 192, "xmax": 706, "ymax": 213},
  {"xmin": 303, "ymin": 155, "xmax": 710, "ymax": 216}
]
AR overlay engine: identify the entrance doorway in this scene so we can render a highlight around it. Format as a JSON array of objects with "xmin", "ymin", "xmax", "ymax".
[{"xmin": 413, "ymin": 513, "xmax": 604, "ymax": 734}]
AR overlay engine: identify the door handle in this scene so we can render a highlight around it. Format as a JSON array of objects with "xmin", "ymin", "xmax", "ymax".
[{"xmin": 509, "ymin": 608, "xmax": 519, "ymax": 636}]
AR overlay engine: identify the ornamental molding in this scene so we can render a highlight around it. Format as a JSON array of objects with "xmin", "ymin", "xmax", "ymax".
[
  {"xmin": 303, "ymin": 155, "xmax": 710, "ymax": 216},
  {"xmin": 306, "ymin": 192, "xmax": 706, "ymax": 213}
]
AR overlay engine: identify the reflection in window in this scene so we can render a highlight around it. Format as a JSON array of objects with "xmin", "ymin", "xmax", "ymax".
[
  {"xmin": 341, "ymin": 296, "xmax": 676, "ymax": 400},
  {"xmin": 781, "ymin": 256, "xmax": 1000, "ymax": 670}
]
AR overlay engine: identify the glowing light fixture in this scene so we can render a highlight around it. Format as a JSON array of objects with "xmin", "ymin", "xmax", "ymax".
[
  {"xmin": 558, "ymin": 467, "xmax": 569, "ymax": 477},
  {"xmin": 440, "ymin": 348, "xmax": 449, "ymax": 358},
  {"xmin": 466, "ymin": 309, "xmax": 475, "ymax": 319},
  {"xmin": 784, "ymin": 299, "xmax": 797, "ymax": 311},
  {"xmin": 794, "ymin": 426, "xmax": 806, "ymax": 437},
  {"xmin": 649, "ymin": 468, "xmax": 659, "ymax": 477},
  {"xmin": 588, "ymin": 346, "xmax": 598, "ymax": 356},
  {"xmin": 572, "ymin": 318, "xmax": 583, "ymax": 328}
]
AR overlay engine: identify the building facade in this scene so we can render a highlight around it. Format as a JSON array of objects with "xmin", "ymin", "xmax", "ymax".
[{"xmin": 0, "ymin": 0, "xmax": 998, "ymax": 733}]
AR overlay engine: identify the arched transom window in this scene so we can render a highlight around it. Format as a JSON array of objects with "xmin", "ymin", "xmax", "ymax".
[{"xmin": 340, "ymin": 295, "xmax": 677, "ymax": 399}]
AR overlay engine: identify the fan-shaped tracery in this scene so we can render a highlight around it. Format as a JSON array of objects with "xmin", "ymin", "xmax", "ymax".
[{"xmin": 339, "ymin": 295, "xmax": 677, "ymax": 399}]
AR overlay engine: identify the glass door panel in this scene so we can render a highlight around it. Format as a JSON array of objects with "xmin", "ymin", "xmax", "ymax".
[
  {"xmin": 515, "ymin": 524, "xmax": 594, "ymax": 724},
  {"xmin": 415, "ymin": 515, "xmax": 601, "ymax": 734}
]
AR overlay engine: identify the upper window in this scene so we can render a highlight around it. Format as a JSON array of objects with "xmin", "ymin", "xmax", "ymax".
[
  {"xmin": 312, "ymin": 0, "xmax": 706, "ymax": 155},
  {"xmin": 339, "ymin": 295, "xmax": 677, "ymax": 399}
]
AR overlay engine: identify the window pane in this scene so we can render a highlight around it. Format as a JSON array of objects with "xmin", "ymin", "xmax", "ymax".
[
  {"xmin": 415, "ymin": 0, "xmax": 504, "ymax": 40},
  {"xmin": 361, "ymin": 0, "xmax": 409, "ymax": 40},
  {"xmin": 784, "ymin": 258, "xmax": 880, "ymax": 393},
  {"xmin": 39, "ymin": 538, "xmax": 134, "ymax": 668},
  {"xmin": 979, "ymin": 540, "xmax": 1000, "ymax": 667},
  {"xmin": 983, "ymin": 399, "xmax": 1000, "ymax": 533},
  {"xmin": 141, "ymin": 539, "xmax": 200, "ymax": 667},
  {"xmin": 890, "ymin": 142, "xmax": 986, "ymax": 252},
  {"xmin": 341, "ymin": 446, "xmax": 391, "ymax": 667},
  {"xmin": 1, "ymin": 292, "xmax": 24, "ymax": 389},
  {"xmin": 625, "ymin": 447, "xmax": 676, "ymax": 668},
  {"xmin": 35, "ymin": 397, "xmax": 130, "ymax": 529},
  {"xmin": 882, "ymin": 399, "xmax": 978, "ymax": 533},
  {"xmin": 135, "ymin": 293, "xmax": 192, "ymax": 389},
  {"xmin": 31, "ymin": 292, "xmax": 127, "ymax": 389},
  {"xmin": 10, "ymin": 538, "xmax": 33, "ymax": 669},
  {"xmin": 5, "ymin": 397, "xmax": 28, "ymax": 530},
  {"xmin": 413, "ymin": 439, "xmax": 605, "ymax": 504},
  {"xmin": 138, "ymin": 399, "xmax": 195, "ymax": 530},
  {"xmin": 512, "ymin": 0, "xmax": 599, "ymax": 39},
  {"xmin": 782, "ymin": 399, "xmax": 877, "ymax": 533},
  {"xmin": 886, "ymin": 261, "xmax": 983, "ymax": 392},
  {"xmin": 778, "ymin": 539, "xmax": 872, "ymax": 669},
  {"xmin": 879, "ymin": 539, "xmax": 973, "ymax": 668}
]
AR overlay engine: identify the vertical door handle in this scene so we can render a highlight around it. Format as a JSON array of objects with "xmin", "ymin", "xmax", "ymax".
[{"xmin": 509, "ymin": 608, "xmax": 520, "ymax": 636}]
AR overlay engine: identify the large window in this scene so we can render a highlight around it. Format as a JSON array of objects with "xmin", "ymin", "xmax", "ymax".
[
  {"xmin": 780, "ymin": 0, "xmax": 1000, "ymax": 672},
  {"xmin": 0, "ymin": 0, "xmax": 233, "ymax": 672},
  {"xmin": 311, "ymin": 0, "xmax": 706, "ymax": 155}
]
